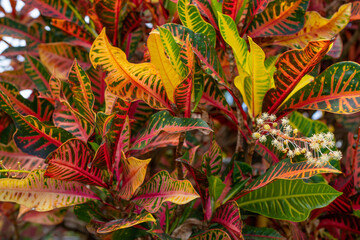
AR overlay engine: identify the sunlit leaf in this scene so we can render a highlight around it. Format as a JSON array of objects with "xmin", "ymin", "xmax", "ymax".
[
  {"xmin": 237, "ymin": 179, "xmax": 341, "ymax": 221},
  {"xmin": 90, "ymin": 29, "xmax": 172, "ymax": 110},
  {"xmin": 279, "ymin": 62, "xmax": 360, "ymax": 114},
  {"xmin": 0, "ymin": 170, "xmax": 99, "ymax": 211},
  {"xmin": 132, "ymin": 170, "xmax": 200, "ymax": 213}
]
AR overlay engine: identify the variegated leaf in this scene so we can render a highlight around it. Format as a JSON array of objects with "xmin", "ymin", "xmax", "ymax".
[
  {"xmin": 0, "ymin": 90, "xmax": 73, "ymax": 158},
  {"xmin": 0, "ymin": 141, "xmax": 45, "ymax": 177},
  {"xmin": 90, "ymin": 29, "xmax": 172, "ymax": 110},
  {"xmin": 0, "ymin": 67, "xmax": 34, "ymax": 91},
  {"xmin": 189, "ymin": 229, "xmax": 231, "ymax": 239},
  {"xmin": 22, "ymin": 0, "xmax": 80, "ymax": 24},
  {"xmin": 263, "ymin": 40, "xmax": 333, "ymax": 114},
  {"xmin": 130, "ymin": 111, "xmax": 211, "ymax": 150},
  {"xmin": 91, "ymin": 0, "xmax": 122, "ymax": 45},
  {"xmin": 351, "ymin": 1, "xmax": 360, "ymax": 21},
  {"xmin": 270, "ymin": 3, "xmax": 351, "ymax": 49},
  {"xmin": 51, "ymin": 19, "xmax": 93, "ymax": 47},
  {"xmin": 24, "ymin": 54, "xmax": 52, "ymax": 99},
  {"xmin": 0, "ymin": 82, "xmax": 54, "ymax": 122},
  {"xmin": 234, "ymin": 37, "xmax": 271, "ymax": 118},
  {"xmin": 212, "ymin": 201, "xmax": 243, "ymax": 240},
  {"xmin": 132, "ymin": 170, "xmax": 200, "ymax": 213},
  {"xmin": 116, "ymin": 153, "xmax": 151, "ymax": 200},
  {"xmin": 39, "ymin": 43, "xmax": 90, "ymax": 80},
  {"xmin": 97, "ymin": 212, "xmax": 156, "ymax": 233},
  {"xmin": 162, "ymin": 24, "xmax": 227, "ymax": 84},
  {"xmin": 67, "ymin": 60, "xmax": 96, "ymax": 125},
  {"xmin": 202, "ymin": 139, "xmax": 223, "ymax": 175},
  {"xmin": 45, "ymin": 139, "xmax": 108, "ymax": 188},
  {"xmin": 18, "ymin": 207, "xmax": 67, "ymax": 225},
  {"xmin": 248, "ymin": 0, "xmax": 309, "ymax": 38},
  {"xmin": 148, "ymin": 30, "xmax": 182, "ymax": 103},
  {"xmin": 0, "ymin": 170, "xmax": 99, "ymax": 211},
  {"xmin": 178, "ymin": 0, "xmax": 216, "ymax": 45},
  {"xmin": 279, "ymin": 62, "xmax": 360, "ymax": 114},
  {"xmin": 246, "ymin": 158, "xmax": 341, "ymax": 191}
]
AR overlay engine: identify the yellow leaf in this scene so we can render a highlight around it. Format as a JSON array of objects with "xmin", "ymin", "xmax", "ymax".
[
  {"xmin": 148, "ymin": 30, "xmax": 182, "ymax": 102},
  {"xmin": 235, "ymin": 37, "xmax": 271, "ymax": 118},
  {"xmin": 270, "ymin": 3, "xmax": 351, "ymax": 48},
  {"xmin": 117, "ymin": 154, "xmax": 151, "ymax": 201},
  {"xmin": 0, "ymin": 170, "xmax": 98, "ymax": 211}
]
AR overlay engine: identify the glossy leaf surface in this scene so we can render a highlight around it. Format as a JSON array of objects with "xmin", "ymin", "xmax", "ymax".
[
  {"xmin": 132, "ymin": 170, "xmax": 200, "ymax": 213},
  {"xmin": 237, "ymin": 179, "xmax": 341, "ymax": 221},
  {"xmin": 0, "ymin": 170, "xmax": 99, "ymax": 211}
]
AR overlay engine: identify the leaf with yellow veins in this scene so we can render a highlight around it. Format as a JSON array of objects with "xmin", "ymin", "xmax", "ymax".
[
  {"xmin": 117, "ymin": 154, "xmax": 151, "ymax": 201},
  {"xmin": 235, "ymin": 37, "xmax": 271, "ymax": 118},
  {"xmin": 0, "ymin": 170, "xmax": 99, "ymax": 212},
  {"xmin": 270, "ymin": 3, "xmax": 351, "ymax": 49},
  {"xmin": 89, "ymin": 29, "xmax": 172, "ymax": 110},
  {"xmin": 148, "ymin": 30, "xmax": 182, "ymax": 103}
]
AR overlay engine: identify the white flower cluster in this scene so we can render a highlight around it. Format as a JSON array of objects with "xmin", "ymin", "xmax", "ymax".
[{"xmin": 252, "ymin": 113, "xmax": 342, "ymax": 167}]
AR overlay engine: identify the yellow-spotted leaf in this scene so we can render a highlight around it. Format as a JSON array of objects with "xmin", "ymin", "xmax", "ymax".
[
  {"xmin": 189, "ymin": 229, "xmax": 231, "ymax": 240},
  {"xmin": 97, "ymin": 212, "xmax": 156, "ymax": 234},
  {"xmin": 218, "ymin": 12, "xmax": 248, "ymax": 70},
  {"xmin": 279, "ymin": 62, "xmax": 360, "ymax": 114},
  {"xmin": 178, "ymin": 0, "xmax": 216, "ymax": 45},
  {"xmin": 148, "ymin": 30, "xmax": 182, "ymax": 103},
  {"xmin": 158, "ymin": 27, "xmax": 188, "ymax": 79},
  {"xmin": 270, "ymin": 3, "xmax": 351, "ymax": 49},
  {"xmin": 0, "ymin": 170, "xmax": 99, "ymax": 211},
  {"xmin": 132, "ymin": 170, "xmax": 200, "ymax": 213},
  {"xmin": 67, "ymin": 60, "xmax": 96, "ymax": 125},
  {"xmin": 45, "ymin": 139, "xmax": 108, "ymax": 188},
  {"xmin": 0, "ymin": 141, "xmax": 45, "ymax": 178},
  {"xmin": 263, "ymin": 40, "xmax": 333, "ymax": 114},
  {"xmin": 234, "ymin": 37, "xmax": 271, "ymax": 118},
  {"xmin": 351, "ymin": 1, "xmax": 360, "ymax": 21},
  {"xmin": 90, "ymin": 29, "xmax": 172, "ymax": 110},
  {"xmin": 117, "ymin": 154, "xmax": 151, "ymax": 201},
  {"xmin": 39, "ymin": 43, "xmax": 90, "ymax": 80},
  {"xmin": 248, "ymin": 0, "xmax": 309, "ymax": 38},
  {"xmin": 18, "ymin": 207, "xmax": 67, "ymax": 225}
]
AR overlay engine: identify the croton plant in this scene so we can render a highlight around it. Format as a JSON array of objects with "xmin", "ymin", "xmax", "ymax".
[{"xmin": 0, "ymin": 0, "xmax": 360, "ymax": 239}]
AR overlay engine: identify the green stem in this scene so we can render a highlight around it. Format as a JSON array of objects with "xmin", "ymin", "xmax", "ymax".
[
  {"xmin": 63, "ymin": 0, "xmax": 98, "ymax": 38},
  {"xmin": 0, "ymin": 169, "xmax": 30, "ymax": 174}
]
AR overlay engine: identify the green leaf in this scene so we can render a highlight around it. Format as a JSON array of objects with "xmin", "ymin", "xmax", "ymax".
[
  {"xmin": 162, "ymin": 24, "xmax": 227, "ymax": 84},
  {"xmin": 208, "ymin": 175, "xmax": 226, "ymax": 201},
  {"xmin": 178, "ymin": 0, "xmax": 216, "ymax": 46},
  {"xmin": 189, "ymin": 229, "xmax": 231, "ymax": 239},
  {"xmin": 279, "ymin": 62, "xmax": 360, "ymax": 114},
  {"xmin": 24, "ymin": 55, "xmax": 51, "ymax": 99},
  {"xmin": 237, "ymin": 179, "xmax": 341, "ymax": 221},
  {"xmin": 202, "ymin": 139, "xmax": 223, "ymax": 175},
  {"xmin": 242, "ymin": 225, "xmax": 285, "ymax": 240},
  {"xmin": 289, "ymin": 111, "xmax": 329, "ymax": 137},
  {"xmin": 218, "ymin": 12, "xmax": 248, "ymax": 70}
]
